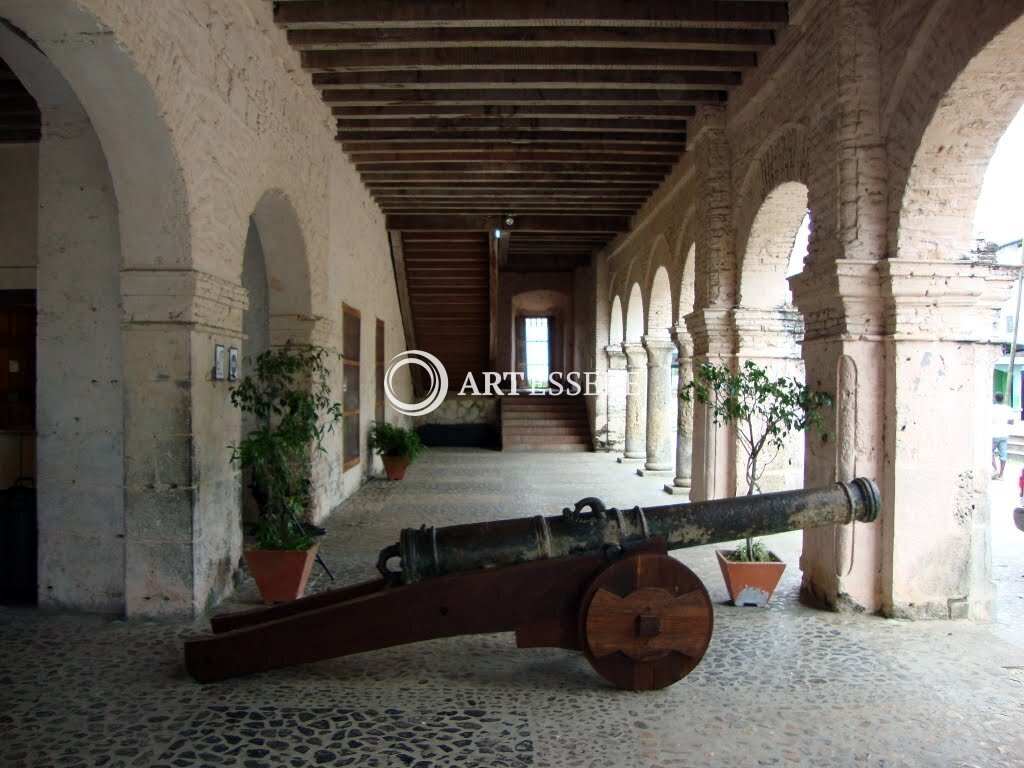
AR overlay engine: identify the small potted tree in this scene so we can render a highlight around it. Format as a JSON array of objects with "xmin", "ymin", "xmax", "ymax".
[
  {"xmin": 368, "ymin": 421, "xmax": 423, "ymax": 480},
  {"xmin": 230, "ymin": 341, "xmax": 342, "ymax": 603},
  {"xmin": 680, "ymin": 359, "xmax": 832, "ymax": 606}
]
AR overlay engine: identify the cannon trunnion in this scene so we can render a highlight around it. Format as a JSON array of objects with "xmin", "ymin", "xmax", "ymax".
[{"xmin": 185, "ymin": 479, "xmax": 880, "ymax": 690}]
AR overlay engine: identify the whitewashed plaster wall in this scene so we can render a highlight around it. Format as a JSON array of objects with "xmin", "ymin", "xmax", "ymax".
[{"xmin": 0, "ymin": 0, "xmax": 408, "ymax": 616}]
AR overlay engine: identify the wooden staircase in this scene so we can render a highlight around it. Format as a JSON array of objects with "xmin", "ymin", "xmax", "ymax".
[{"xmin": 500, "ymin": 394, "xmax": 592, "ymax": 452}]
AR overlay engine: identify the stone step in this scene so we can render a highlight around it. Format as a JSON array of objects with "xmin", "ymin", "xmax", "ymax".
[{"xmin": 502, "ymin": 424, "xmax": 590, "ymax": 435}]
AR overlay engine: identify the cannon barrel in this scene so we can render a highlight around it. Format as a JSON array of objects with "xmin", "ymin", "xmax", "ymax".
[{"xmin": 380, "ymin": 477, "xmax": 881, "ymax": 583}]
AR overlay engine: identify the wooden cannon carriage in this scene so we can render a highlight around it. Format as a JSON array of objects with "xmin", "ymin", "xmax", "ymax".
[{"xmin": 185, "ymin": 478, "xmax": 880, "ymax": 690}]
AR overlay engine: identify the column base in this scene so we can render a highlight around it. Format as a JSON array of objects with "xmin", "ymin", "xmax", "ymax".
[
  {"xmin": 663, "ymin": 482, "xmax": 691, "ymax": 496},
  {"xmin": 637, "ymin": 467, "xmax": 672, "ymax": 477},
  {"xmin": 617, "ymin": 455, "xmax": 645, "ymax": 464}
]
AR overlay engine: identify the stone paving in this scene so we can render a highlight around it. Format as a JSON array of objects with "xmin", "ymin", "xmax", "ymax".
[{"xmin": 1, "ymin": 448, "xmax": 1022, "ymax": 767}]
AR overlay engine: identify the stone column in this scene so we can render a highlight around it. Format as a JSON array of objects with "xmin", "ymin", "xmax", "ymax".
[
  {"xmin": 620, "ymin": 342, "xmax": 647, "ymax": 462},
  {"xmin": 121, "ymin": 270, "xmax": 249, "ymax": 617},
  {"xmin": 684, "ymin": 308, "xmax": 736, "ymax": 501},
  {"xmin": 878, "ymin": 259, "xmax": 1016, "ymax": 619},
  {"xmin": 603, "ymin": 345, "xmax": 627, "ymax": 452},
  {"xmin": 685, "ymin": 104, "xmax": 737, "ymax": 500},
  {"xmin": 666, "ymin": 326, "xmax": 694, "ymax": 495},
  {"xmin": 791, "ymin": 260, "xmax": 885, "ymax": 613},
  {"xmin": 640, "ymin": 336, "xmax": 675, "ymax": 474}
]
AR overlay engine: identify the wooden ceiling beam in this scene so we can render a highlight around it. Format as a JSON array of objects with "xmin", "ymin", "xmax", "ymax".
[
  {"xmin": 313, "ymin": 69, "xmax": 739, "ymax": 89},
  {"xmin": 350, "ymin": 150, "xmax": 679, "ymax": 163},
  {"xmin": 339, "ymin": 117, "xmax": 686, "ymax": 133},
  {"xmin": 322, "ymin": 88, "xmax": 727, "ymax": 106},
  {"xmin": 386, "ymin": 214, "xmax": 630, "ymax": 232},
  {"xmin": 274, "ymin": 1, "xmax": 789, "ymax": 30},
  {"xmin": 287, "ymin": 25, "xmax": 775, "ymax": 51},
  {"xmin": 360, "ymin": 169, "xmax": 671, "ymax": 182},
  {"xmin": 331, "ymin": 104, "xmax": 694, "ymax": 119},
  {"xmin": 338, "ymin": 130, "xmax": 684, "ymax": 144},
  {"xmin": 301, "ymin": 47, "xmax": 755, "ymax": 72},
  {"xmin": 366, "ymin": 182, "xmax": 661, "ymax": 191}
]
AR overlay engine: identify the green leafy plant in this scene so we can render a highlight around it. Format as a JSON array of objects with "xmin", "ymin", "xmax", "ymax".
[
  {"xmin": 368, "ymin": 421, "xmax": 423, "ymax": 461},
  {"xmin": 680, "ymin": 359, "xmax": 832, "ymax": 561},
  {"xmin": 229, "ymin": 341, "xmax": 342, "ymax": 551}
]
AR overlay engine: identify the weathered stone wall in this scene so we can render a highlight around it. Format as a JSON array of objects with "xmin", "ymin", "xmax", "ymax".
[
  {"xmin": 0, "ymin": 0, "xmax": 407, "ymax": 616},
  {"xmin": 600, "ymin": 0, "xmax": 1024, "ymax": 617},
  {"xmin": 413, "ymin": 396, "xmax": 497, "ymax": 427}
]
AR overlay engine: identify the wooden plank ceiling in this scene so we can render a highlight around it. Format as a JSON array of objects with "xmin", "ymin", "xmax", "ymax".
[
  {"xmin": 272, "ymin": 1, "xmax": 787, "ymax": 385},
  {"xmin": 0, "ymin": 57, "xmax": 40, "ymax": 143}
]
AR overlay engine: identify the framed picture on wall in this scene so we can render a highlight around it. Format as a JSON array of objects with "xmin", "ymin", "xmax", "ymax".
[
  {"xmin": 214, "ymin": 344, "xmax": 225, "ymax": 381},
  {"xmin": 228, "ymin": 347, "xmax": 239, "ymax": 381}
]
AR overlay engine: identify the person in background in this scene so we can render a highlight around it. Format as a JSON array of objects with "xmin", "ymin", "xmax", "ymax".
[{"xmin": 992, "ymin": 391, "xmax": 1015, "ymax": 480}]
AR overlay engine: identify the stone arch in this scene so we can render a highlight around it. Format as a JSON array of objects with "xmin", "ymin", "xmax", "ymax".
[
  {"xmin": 609, "ymin": 295, "xmax": 624, "ymax": 345},
  {"xmin": 0, "ymin": 1, "xmax": 192, "ymax": 616},
  {"xmin": 250, "ymin": 189, "xmax": 315, "ymax": 346},
  {"xmin": 891, "ymin": 5, "xmax": 1024, "ymax": 260},
  {"xmin": 734, "ymin": 124, "xmax": 808, "ymax": 268},
  {"xmin": 624, "ymin": 283, "xmax": 644, "ymax": 343},
  {"xmin": 644, "ymin": 239, "xmax": 673, "ymax": 339},
  {"xmin": 0, "ymin": 3, "xmax": 190, "ymax": 269},
  {"xmin": 677, "ymin": 241, "xmax": 698, "ymax": 326},
  {"xmin": 739, "ymin": 182, "xmax": 810, "ymax": 309}
]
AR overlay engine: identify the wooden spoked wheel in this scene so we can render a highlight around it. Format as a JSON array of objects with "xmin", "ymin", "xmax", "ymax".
[{"xmin": 580, "ymin": 553, "xmax": 714, "ymax": 691}]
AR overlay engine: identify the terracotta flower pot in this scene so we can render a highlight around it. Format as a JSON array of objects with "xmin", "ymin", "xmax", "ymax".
[
  {"xmin": 244, "ymin": 542, "xmax": 319, "ymax": 604},
  {"xmin": 382, "ymin": 455, "xmax": 411, "ymax": 480},
  {"xmin": 715, "ymin": 549, "xmax": 786, "ymax": 607}
]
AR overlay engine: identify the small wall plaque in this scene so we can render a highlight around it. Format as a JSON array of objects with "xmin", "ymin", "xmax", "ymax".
[
  {"xmin": 214, "ymin": 344, "xmax": 225, "ymax": 381},
  {"xmin": 228, "ymin": 347, "xmax": 239, "ymax": 381}
]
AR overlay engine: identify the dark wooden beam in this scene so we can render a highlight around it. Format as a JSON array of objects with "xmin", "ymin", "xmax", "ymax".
[
  {"xmin": 301, "ymin": 47, "xmax": 756, "ymax": 72},
  {"xmin": 386, "ymin": 214, "xmax": 630, "ymax": 232},
  {"xmin": 313, "ymin": 69, "xmax": 740, "ymax": 89},
  {"xmin": 274, "ymin": 1, "xmax": 790, "ymax": 30},
  {"xmin": 388, "ymin": 231, "xmax": 418, "ymax": 357},
  {"xmin": 338, "ymin": 117, "xmax": 686, "ymax": 131},
  {"xmin": 322, "ymin": 88, "xmax": 727, "ymax": 106},
  {"xmin": 338, "ymin": 130, "xmax": 683, "ymax": 144},
  {"xmin": 331, "ymin": 104, "xmax": 695, "ymax": 119},
  {"xmin": 351, "ymin": 151, "xmax": 678, "ymax": 164},
  {"xmin": 362, "ymin": 170, "xmax": 668, "ymax": 182},
  {"xmin": 288, "ymin": 26, "xmax": 775, "ymax": 51}
]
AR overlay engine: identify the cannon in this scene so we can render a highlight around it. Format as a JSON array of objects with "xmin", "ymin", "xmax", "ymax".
[{"xmin": 185, "ymin": 478, "xmax": 880, "ymax": 690}]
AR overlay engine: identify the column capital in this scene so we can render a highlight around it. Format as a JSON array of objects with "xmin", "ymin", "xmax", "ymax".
[
  {"xmin": 121, "ymin": 269, "xmax": 248, "ymax": 335},
  {"xmin": 684, "ymin": 307, "xmax": 735, "ymax": 358},
  {"xmin": 789, "ymin": 259, "xmax": 883, "ymax": 342},
  {"xmin": 879, "ymin": 259, "xmax": 1017, "ymax": 342},
  {"xmin": 271, "ymin": 314, "xmax": 333, "ymax": 348},
  {"xmin": 605, "ymin": 344, "xmax": 627, "ymax": 370},
  {"xmin": 642, "ymin": 335, "xmax": 675, "ymax": 367},
  {"xmin": 733, "ymin": 306, "xmax": 803, "ymax": 358},
  {"xmin": 671, "ymin": 324, "xmax": 693, "ymax": 357},
  {"xmin": 622, "ymin": 341, "xmax": 648, "ymax": 369}
]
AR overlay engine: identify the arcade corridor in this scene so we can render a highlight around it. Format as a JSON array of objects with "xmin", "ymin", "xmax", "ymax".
[{"xmin": 2, "ymin": 449, "xmax": 1021, "ymax": 767}]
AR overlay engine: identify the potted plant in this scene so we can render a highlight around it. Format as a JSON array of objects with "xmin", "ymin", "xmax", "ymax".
[
  {"xmin": 680, "ymin": 359, "xmax": 832, "ymax": 606},
  {"xmin": 229, "ymin": 341, "xmax": 342, "ymax": 603},
  {"xmin": 368, "ymin": 421, "xmax": 423, "ymax": 480}
]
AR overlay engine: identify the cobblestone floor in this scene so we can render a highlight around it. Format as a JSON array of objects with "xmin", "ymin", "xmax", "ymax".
[{"xmin": 1, "ymin": 449, "xmax": 1022, "ymax": 767}]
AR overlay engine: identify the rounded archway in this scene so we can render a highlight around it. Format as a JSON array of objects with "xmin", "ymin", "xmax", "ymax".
[
  {"xmin": 609, "ymin": 295, "xmax": 624, "ymax": 346},
  {"xmin": 885, "ymin": 8, "xmax": 1024, "ymax": 620},
  {"xmin": 0, "ymin": 1, "xmax": 194, "ymax": 617}
]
